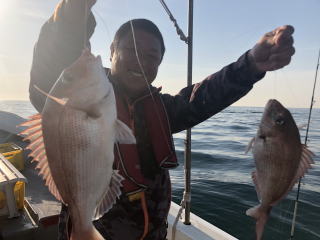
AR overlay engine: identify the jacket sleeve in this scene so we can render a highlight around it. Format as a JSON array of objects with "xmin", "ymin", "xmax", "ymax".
[
  {"xmin": 161, "ymin": 51, "xmax": 266, "ymax": 134},
  {"xmin": 29, "ymin": 0, "xmax": 96, "ymax": 112}
]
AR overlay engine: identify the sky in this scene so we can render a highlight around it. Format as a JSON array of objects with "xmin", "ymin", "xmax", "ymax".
[{"xmin": 0, "ymin": 0, "xmax": 319, "ymax": 108}]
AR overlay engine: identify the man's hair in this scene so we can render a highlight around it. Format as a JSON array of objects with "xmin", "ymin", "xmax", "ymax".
[{"xmin": 112, "ymin": 19, "xmax": 165, "ymax": 60}]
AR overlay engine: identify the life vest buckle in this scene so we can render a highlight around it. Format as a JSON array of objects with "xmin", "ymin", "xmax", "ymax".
[{"xmin": 128, "ymin": 191, "xmax": 144, "ymax": 202}]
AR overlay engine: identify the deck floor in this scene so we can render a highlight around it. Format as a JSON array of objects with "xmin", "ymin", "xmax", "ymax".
[
  {"xmin": 0, "ymin": 135, "xmax": 62, "ymax": 220},
  {"xmin": 23, "ymin": 159, "xmax": 61, "ymax": 219}
]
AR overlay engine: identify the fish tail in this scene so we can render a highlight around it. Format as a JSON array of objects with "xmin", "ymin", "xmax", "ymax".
[
  {"xmin": 70, "ymin": 225, "xmax": 105, "ymax": 240},
  {"xmin": 246, "ymin": 205, "xmax": 271, "ymax": 240}
]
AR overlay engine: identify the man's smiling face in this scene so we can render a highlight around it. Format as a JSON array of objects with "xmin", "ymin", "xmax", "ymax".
[{"xmin": 110, "ymin": 29, "xmax": 163, "ymax": 98}]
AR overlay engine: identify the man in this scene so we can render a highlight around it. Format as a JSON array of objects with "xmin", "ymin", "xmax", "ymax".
[{"xmin": 29, "ymin": 0, "xmax": 295, "ymax": 239}]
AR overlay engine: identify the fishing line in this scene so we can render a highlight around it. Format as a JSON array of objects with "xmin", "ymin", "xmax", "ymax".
[
  {"xmin": 123, "ymin": 0, "xmax": 156, "ymax": 98},
  {"xmin": 120, "ymin": 0, "xmax": 173, "ymax": 151},
  {"xmin": 91, "ymin": 4, "xmax": 113, "ymax": 79},
  {"xmin": 279, "ymin": 70, "xmax": 299, "ymax": 107},
  {"xmin": 289, "ymin": 48, "xmax": 320, "ymax": 239},
  {"xmin": 272, "ymin": 71, "xmax": 278, "ymax": 100},
  {"xmin": 128, "ymin": 21, "xmax": 172, "ymax": 151},
  {"xmin": 83, "ymin": 0, "xmax": 88, "ymax": 49},
  {"xmin": 92, "ymin": 9, "xmax": 112, "ymax": 48}
]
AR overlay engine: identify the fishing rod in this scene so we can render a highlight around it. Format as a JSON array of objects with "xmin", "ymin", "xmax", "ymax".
[
  {"xmin": 289, "ymin": 48, "xmax": 320, "ymax": 239},
  {"xmin": 158, "ymin": 0, "xmax": 194, "ymax": 226},
  {"xmin": 184, "ymin": 0, "xmax": 194, "ymax": 225}
]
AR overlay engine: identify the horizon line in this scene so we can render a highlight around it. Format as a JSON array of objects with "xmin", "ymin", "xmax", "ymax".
[{"xmin": 0, "ymin": 98, "xmax": 318, "ymax": 109}]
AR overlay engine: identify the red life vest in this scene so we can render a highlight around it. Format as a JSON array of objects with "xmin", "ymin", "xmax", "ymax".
[{"xmin": 113, "ymin": 87, "xmax": 178, "ymax": 195}]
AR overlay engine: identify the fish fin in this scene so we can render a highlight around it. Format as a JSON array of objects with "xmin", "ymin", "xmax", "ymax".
[
  {"xmin": 18, "ymin": 113, "xmax": 42, "ymax": 127},
  {"xmin": 245, "ymin": 137, "xmax": 255, "ymax": 154},
  {"xmin": 271, "ymin": 144, "xmax": 315, "ymax": 205},
  {"xmin": 301, "ymin": 144, "xmax": 315, "ymax": 163},
  {"xmin": 246, "ymin": 205, "xmax": 271, "ymax": 240},
  {"xmin": 26, "ymin": 113, "xmax": 42, "ymax": 120},
  {"xmin": 20, "ymin": 114, "xmax": 64, "ymax": 203},
  {"xmin": 252, "ymin": 171, "xmax": 262, "ymax": 201},
  {"xmin": 289, "ymin": 145, "xmax": 315, "ymax": 189},
  {"xmin": 93, "ymin": 170, "xmax": 124, "ymax": 220},
  {"xmin": 19, "ymin": 123, "xmax": 42, "ymax": 136},
  {"xmin": 33, "ymin": 85, "xmax": 68, "ymax": 106},
  {"xmin": 115, "ymin": 119, "xmax": 136, "ymax": 144}
]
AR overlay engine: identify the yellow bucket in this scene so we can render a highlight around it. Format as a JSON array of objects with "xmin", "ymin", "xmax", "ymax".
[
  {"xmin": 0, "ymin": 181, "xmax": 25, "ymax": 211},
  {"xmin": 0, "ymin": 142, "xmax": 24, "ymax": 171}
]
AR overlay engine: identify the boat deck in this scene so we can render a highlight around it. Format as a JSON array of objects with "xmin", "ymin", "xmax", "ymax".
[{"xmin": 0, "ymin": 136, "xmax": 60, "ymax": 240}]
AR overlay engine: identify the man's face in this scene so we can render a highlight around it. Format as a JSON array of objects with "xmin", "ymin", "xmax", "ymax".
[{"xmin": 110, "ymin": 29, "xmax": 162, "ymax": 98}]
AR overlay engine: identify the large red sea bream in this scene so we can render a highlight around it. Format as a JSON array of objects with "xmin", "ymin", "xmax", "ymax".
[
  {"xmin": 20, "ymin": 49, "xmax": 136, "ymax": 240},
  {"xmin": 246, "ymin": 99, "xmax": 314, "ymax": 240}
]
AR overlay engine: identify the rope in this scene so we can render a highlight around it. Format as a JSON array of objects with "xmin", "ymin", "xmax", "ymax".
[
  {"xmin": 140, "ymin": 192, "xmax": 149, "ymax": 240},
  {"xmin": 289, "ymin": 48, "xmax": 320, "ymax": 239},
  {"xmin": 171, "ymin": 191, "xmax": 191, "ymax": 240},
  {"xmin": 158, "ymin": 0, "xmax": 188, "ymax": 44}
]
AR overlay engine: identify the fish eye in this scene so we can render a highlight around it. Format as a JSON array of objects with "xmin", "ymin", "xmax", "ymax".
[{"xmin": 275, "ymin": 119, "xmax": 285, "ymax": 125}]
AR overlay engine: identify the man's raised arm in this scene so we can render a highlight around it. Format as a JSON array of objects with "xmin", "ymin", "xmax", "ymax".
[
  {"xmin": 29, "ymin": 0, "xmax": 96, "ymax": 112},
  {"xmin": 162, "ymin": 25, "xmax": 295, "ymax": 133}
]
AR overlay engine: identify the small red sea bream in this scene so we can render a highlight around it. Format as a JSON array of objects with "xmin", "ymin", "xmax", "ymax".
[
  {"xmin": 19, "ymin": 49, "xmax": 136, "ymax": 240},
  {"xmin": 246, "ymin": 99, "xmax": 314, "ymax": 240}
]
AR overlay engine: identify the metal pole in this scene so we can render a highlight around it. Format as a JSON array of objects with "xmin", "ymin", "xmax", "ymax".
[{"xmin": 184, "ymin": 0, "xmax": 193, "ymax": 225}]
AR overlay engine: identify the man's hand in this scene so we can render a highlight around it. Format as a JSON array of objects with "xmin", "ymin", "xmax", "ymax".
[
  {"xmin": 249, "ymin": 25, "xmax": 295, "ymax": 73},
  {"xmin": 55, "ymin": 0, "xmax": 97, "ymax": 21}
]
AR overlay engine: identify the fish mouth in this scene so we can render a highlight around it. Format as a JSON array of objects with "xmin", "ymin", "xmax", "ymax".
[
  {"xmin": 266, "ymin": 99, "xmax": 284, "ymax": 109},
  {"xmin": 258, "ymin": 122, "xmax": 273, "ymax": 134},
  {"xmin": 266, "ymin": 99, "xmax": 278, "ymax": 107},
  {"xmin": 258, "ymin": 134, "xmax": 266, "ymax": 141},
  {"xmin": 129, "ymin": 69, "xmax": 144, "ymax": 78}
]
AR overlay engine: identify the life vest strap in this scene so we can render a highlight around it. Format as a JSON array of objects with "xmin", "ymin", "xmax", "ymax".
[{"xmin": 127, "ymin": 191, "xmax": 149, "ymax": 240}]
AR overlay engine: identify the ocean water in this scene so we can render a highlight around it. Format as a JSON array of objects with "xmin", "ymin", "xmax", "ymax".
[
  {"xmin": 0, "ymin": 100, "xmax": 319, "ymax": 240},
  {"xmin": 171, "ymin": 106, "xmax": 320, "ymax": 240}
]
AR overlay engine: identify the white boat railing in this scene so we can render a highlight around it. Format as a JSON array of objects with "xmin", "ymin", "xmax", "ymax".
[{"xmin": 168, "ymin": 201, "xmax": 238, "ymax": 240}]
